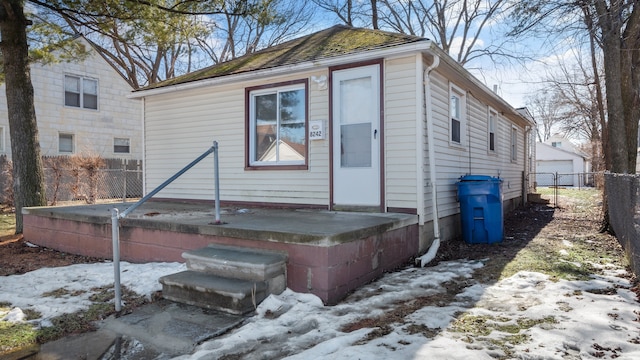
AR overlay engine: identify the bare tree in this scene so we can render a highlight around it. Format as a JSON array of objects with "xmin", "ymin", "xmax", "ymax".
[
  {"xmin": 316, "ymin": 0, "xmax": 517, "ymax": 66},
  {"xmin": 512, "ymin": 0, "xmax": 639, "ymax": 174},
  {"xmin": 526, "ymin": 90, "xmax": 564, "ymax": 143},
  {"xmin": 208, "ymin": 0, "xmax": 313, "ymax": 64}
]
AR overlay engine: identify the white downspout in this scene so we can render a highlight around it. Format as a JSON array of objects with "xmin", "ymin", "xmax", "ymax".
[
  {"xmin": 417, "ymin": 53, "xmax": 441, "ymax": 267},
  {"xmin": 415, "ymin": 54, "xmax": 426, "ymax": 226}
]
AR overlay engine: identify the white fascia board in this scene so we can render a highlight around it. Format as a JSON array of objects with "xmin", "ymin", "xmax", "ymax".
[{"xmin": 128, "ymin": 41, "xmax": 433, "ymax": 99}]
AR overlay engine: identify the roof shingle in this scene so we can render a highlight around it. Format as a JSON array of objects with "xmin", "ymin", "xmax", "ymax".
[{"xmin": 141, "ymin": 25, "xmax": 426, "ymax": 90}]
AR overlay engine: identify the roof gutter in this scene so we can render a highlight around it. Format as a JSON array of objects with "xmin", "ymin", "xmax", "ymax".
[
  {"xmin": 128, "ymin": 41, "xmax": 433, "ymax": 99},
  {"xmin": 416, "ymin": 50, "xmax": 441, "ymax": 267}
]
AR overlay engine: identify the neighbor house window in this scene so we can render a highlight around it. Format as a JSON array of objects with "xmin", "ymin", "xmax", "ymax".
[
  {"xmin": 59, "ymin": 133, "xmax": 74, "ymax": 154},
  {"xmin": 114, "ymin": 137, "xmax": 130, "ymax": 154},
  {"xmin": 247, "ymin": 80, "xmax": 308, "ymax": 168},
  {"xmin": 65, "ymin": 75, "xmax": 98, "ymax": 110},
  {"xmin": 450, "ymin": 84, "xmax": 465, "ymax": 145},
  {"xmin": 511, "ymin": 126, "xmax": 518, "ymax": 162},
  {"xmin": 551, "ymin": 141, "xmax": 561, "ymax": 147},
  {"xmin": 488, "ymin": 108, "xmax": 497, "ymax": 152}
]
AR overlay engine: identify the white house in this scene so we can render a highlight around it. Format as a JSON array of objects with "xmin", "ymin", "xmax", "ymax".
[
  {"xmin": 0, "ymin": 37, "xmax": 141, "ymax": 160},
  {"xmin": 536, "ymin": 135, "xmax": 589, "ymax": 187},
  {"xmin": 131, "ymin": 25, "xmax": 535, "ymax": 250}
]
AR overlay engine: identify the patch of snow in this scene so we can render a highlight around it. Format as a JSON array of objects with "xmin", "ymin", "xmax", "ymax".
[{"xmin": 1, "ymin": 257, "xmax": 639, "ymax": 359}]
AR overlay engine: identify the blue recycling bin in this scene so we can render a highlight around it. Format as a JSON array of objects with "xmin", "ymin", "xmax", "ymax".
[{"xmin": 457, "ymin": 175, "xmax": 503, "ymax": 244}]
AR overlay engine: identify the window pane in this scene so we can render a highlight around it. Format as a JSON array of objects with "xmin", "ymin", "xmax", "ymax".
[
  {"xmin": 450, "ymin": 95, "xmax": 460, "ymax": 119},
  {"xmin": 341, "ymin": 123, "xmax": 371, "ymax": 167},
  {"xmin": 278, "ymin": 89, "xmax": 305, "ymax": 161},
  {"xmin": 490, "ymin": 133, "xmax": 495, "ymax": 151},
  {"xmin": 84, "ymin": 94, "xmax": 98, "ymax": 109},
  {"xmin": 340, "ymin": 77, "xmax": 373, "ymax": 125},
  {"xmin": 65, "ymin": 92, "xmax": 80, "ymax": 107},
  {"xmin": 65, "ymin": 76, "xmax": 80, "ymax": 92},
  {"xmin": 83, "ymin": 79, "xmax": 97, "ymax": 95},
  {"xmin": 59, "ymin": 134, "xmax": 73, "ymax": 153},
  {"xmin": 511, "ymin": 129, "xmax": 517, "ymax": 161},
  {"xmin": 114, "ymin": 138, "xmax": 130, "ymax": 153},
  {"xmin": 452, "ymin": 119, "xmax": 461, "ymax": 143},
  {"xmin": 255, "ymin": 93, "xmax": 278, "ymax": 162},
  {"xmin": 65, "ymin": 76, "xmax": 81, "ymax": 107}
]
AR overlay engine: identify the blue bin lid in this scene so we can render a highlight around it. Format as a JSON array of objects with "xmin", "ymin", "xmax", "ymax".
[{"xmin": 459, "ymin": 175, "xmax": 495, "ymax": 182}]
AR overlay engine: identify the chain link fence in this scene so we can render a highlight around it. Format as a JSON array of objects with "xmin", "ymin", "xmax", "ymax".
[
  {"xmin": 604, "ymin": 173, "xmax": 640, "ymax": 278},
  {"xmin": 0, "ymin": 155, "xmax": 142, "ymax": 206},
  {"xmin": 528, "ymin": 172, "xmax": 604, "ymax": 207}
]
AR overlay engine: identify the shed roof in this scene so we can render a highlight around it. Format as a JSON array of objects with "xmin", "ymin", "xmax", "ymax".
[{"xmin": 140, "ymin": 25, "xmax": 425, "ymax": 90}]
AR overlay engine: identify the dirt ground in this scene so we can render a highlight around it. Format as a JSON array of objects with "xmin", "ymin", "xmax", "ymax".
[
  {"xmin": 0, "ymin": 233, "xmax": 101, "ymax": 276},
  {"xmin": 0, "ymin": 191, "xmax": 635, "ymax": 289}
]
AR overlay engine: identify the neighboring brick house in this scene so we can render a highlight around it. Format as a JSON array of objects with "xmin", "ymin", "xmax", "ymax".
[{"xmin": 0, "ymin": 36, "xmax": 141, "ymax": 161}]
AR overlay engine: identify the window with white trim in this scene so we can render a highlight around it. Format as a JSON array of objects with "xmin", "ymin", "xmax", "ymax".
[
  {"xmin": 488, "ymin": 108, "xmax": 497, "ymax": 152},
  {"xmin": 247, "ymin": 80, "xmax": 307, "ymax": 168},
  {"xmin": 114, "ymin": 137, "xmax": 130, "ymax": 154},
  {"xmin": 450, "ymin": 84, "xmax": 465, "ymax": 145},
  {"xmin": 511, "ymin": 126, "xmax": 518, "ymax": 162},
  {"xmin": 59, "ymin": 133, "xmax": 74, "ymax": 154},
  {"xmin": 0, "ymin": 126, "xmax": 5, "ymax": 153},
  {"xmin": 65, "ymin": 75, "xmax": 98, "ymax": 110}
]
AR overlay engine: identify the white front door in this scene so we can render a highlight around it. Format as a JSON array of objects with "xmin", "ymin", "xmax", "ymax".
[{"xmin": 332, "ymin": 64, "xmax": 381, "ymax": 207}]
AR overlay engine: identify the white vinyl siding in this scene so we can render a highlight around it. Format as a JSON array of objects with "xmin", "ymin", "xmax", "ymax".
[
  {"xmin": 0, "ymin": 37, "xmax": 141, "ymax": 160},
  {"xmin": 144, "ymin": 71, "xmax": 329, "ymax": 205},
  {"xmin": 424, "ymin": 67, "xmax": 527, "ymax": 220},
  {"xmin": 384, "ymin": 56, "xmax": 418, "ymax": 210}
]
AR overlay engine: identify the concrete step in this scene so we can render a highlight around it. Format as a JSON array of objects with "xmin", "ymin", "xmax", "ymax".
[
  {"xmin": 183, "ymin": 244, "xmax": 287, "ymax": 295},
  {"xmin": 159, "ymin": 271, "xmax": 268, "ymax": 315}
]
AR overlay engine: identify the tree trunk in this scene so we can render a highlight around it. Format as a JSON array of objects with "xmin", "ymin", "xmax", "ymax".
[
  {"xmin": 594, "ymin": 0, "xmax": 628, "ymax": 174},
  {"xmin": 370, "ymin": 0, "xmax": 378, "ymax": 29},
  {"xmin": 621, "ymin": 3, "xmax": 640, "ymax": 173},
  {"xmin": 0, "ymin": 0, "xmax": 47, "ymax": 233}
]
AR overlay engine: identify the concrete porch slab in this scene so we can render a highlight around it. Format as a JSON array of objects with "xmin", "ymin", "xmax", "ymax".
[{"xmin": 23, "ymin": 202, "xmax": 419, "ymax": 304}]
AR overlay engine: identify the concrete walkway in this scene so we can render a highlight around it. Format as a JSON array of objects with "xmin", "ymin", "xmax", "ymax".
[{"xmin": 34, "ymin": 300, "xmax": 246, "ymax": 359}]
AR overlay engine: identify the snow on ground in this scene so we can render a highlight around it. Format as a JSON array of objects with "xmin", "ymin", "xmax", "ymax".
[
  {"xmin": 175, "ymin": 261, "xmax": 640, "ymax": 360},
  {"xmin": 1, "ymin": 258, "xmax": 639, "ymax": 359},
  {"xmin": 0, "ymin": 261, "xmax": 185, "ymax": 320}
]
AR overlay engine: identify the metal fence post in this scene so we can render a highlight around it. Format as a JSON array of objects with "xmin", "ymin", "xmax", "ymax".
[
  {"xmin": 213, "ymin": 141, "xmax": 221, "ymax": 224},
  {"xmin": 111, "ymin": 208, "xmax": 122, "ymax": 312}
]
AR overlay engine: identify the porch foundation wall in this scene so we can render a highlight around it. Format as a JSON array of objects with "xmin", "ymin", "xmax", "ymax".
[{"xmin": 22, "ymin": 213, "xmax": 419, "ymax": 305}]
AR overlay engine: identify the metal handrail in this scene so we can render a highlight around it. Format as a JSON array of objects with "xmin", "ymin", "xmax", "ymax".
[{"xmin": 110, "ymin": 141, "xmax": 221, "ymax": 311}]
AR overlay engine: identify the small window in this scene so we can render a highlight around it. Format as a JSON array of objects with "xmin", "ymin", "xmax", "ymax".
[
  {"xmin": 511, "ymin": 126, "xmax": 518, "ymax": 162},
  {"xmin": 114, "ymin": 137, "xmax": 130, "ymax": 153},
  {"xmin": 65, "ymin": 75, "xmax": 98, "ymax": 110},
  {"xmin": 59, "ymin": 133, "xmax": 74, "ymax": 154},
  {"xmin": 551, "ymin": 141, "xmax": 561, "ymax": 147},
  {"xmin": 450, "ymin": 84, "xmax": 465, "ymax": 145},
  {"xmin": 488, "ymin": 108, "xmax": 497, "ymax": 152},
  {"xmin": 0, "ymin": 126, "xmax": 4, "ymax": 153},
  {"xmin": 247, "ymin": 80, "xmax": 308, "ymax": 168}
]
